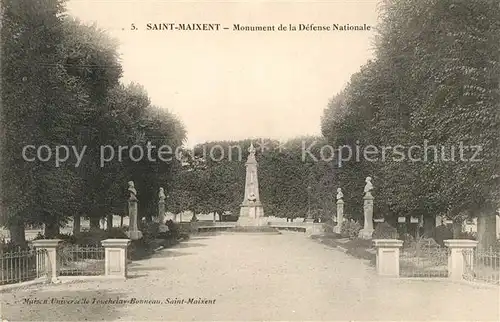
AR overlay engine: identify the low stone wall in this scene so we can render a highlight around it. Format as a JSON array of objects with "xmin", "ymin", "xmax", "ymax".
[{"xmin": 268, "ymin": 222, "xmax": 324, "ymax": 235}]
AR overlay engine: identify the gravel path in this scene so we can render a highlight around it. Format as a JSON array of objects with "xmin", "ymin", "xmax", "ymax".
[{"xmin": 1, "ymin": 232, "xmax": 498, "ymax": 321}]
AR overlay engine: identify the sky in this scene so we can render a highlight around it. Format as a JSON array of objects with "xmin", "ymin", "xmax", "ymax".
[{"xmin": 66, "ymin": 0, "xmax": 380, "ymax": 147}]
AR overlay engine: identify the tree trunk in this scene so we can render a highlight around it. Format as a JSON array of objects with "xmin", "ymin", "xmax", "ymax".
[
  {"xmin": 477, "ymin": 209, "xmax": 496, "ymax": 251},
  {"xmin": 120, "ymin": 215, "xmax": 124, "ymax": 228},
  {"xmin": 106, "ymin": 214, "xmax": 113, "ymax": 231},
  {"xmin": 9, "ymin": 219, "xmax": 26, "ymax": 246},
  {"xmin": 89, "ymin": 217, "xmax": 100, "ymax": 231},
  {"xmin": 423, "ymin": 216, "xmax": 436, "ymax": 238},
  {"xmin": 452, "ymin": 220, "xmax": 462, "ymax": 239},
  {"xmin": 73, "ymin": 215, "xmax": 81, "ymax": 236},
  {"xmin": 44, "ymin": 219, "xmax": 59, "ymax": 238}
]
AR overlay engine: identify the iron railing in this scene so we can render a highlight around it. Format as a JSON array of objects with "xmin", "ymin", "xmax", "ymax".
[
  {"xmin": 400, "ymin": 240, "xmax": 449, "ymax": 278},
  {"xmin": 0, "ymin": 248, "xmax": 47, "ymax": 285},
  {"xmin": 463, "ymin": 248, "xmax": 500, "ymax": 285},
  {"xmin": 57, "ymin": 244, "xmax": 105, "ymax": 276}
]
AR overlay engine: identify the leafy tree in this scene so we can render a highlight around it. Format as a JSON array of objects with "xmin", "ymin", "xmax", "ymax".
[
  {"xmin": 321, "ymin": 0, "xmax": 500, "ymax": 249},
  {"xmin": 1, "ymin": 1, "xmax": 187, "ymax": 241},
  {"xmin": 1, "ymin": 0, "xmax": 88, "ymax": 241}
]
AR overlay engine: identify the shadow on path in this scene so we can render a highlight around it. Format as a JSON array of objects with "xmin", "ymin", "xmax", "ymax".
[
  {"xmin": 151, "ymin": 250, "xmax": 193, "ymax": 258},
  {"xmin": 127, "ymin": 273, "xmax": 149, "ymax": 279},
  {"xmin": 171, "ymin": 242, "xmax": 207, "ymax": 249},
  {"xmin": 129, "ymin": 266, "xmax": 168, "ymax": 272},
  {"xmin": 313, "ymin": 235, "xmax": 377, "ymax": 266},
  {"xmin": 188, "ymin": 237, "xmax": 212, "ymax": 240}
]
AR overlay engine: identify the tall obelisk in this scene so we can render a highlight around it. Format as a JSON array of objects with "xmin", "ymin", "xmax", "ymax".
[{"xmin": 238, "ymin": 142, "xmax": 264, "ymax": 226}]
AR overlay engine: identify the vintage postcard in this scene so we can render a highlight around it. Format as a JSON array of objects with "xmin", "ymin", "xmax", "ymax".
[{"xmin": 0, "ymin": 0, "xmax": 499, "ymax": 321}]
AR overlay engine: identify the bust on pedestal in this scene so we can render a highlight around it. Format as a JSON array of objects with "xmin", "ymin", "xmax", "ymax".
[
  {"xmin": 358, "ymin": 177, "xmax": 374, "ymax": 239},
  {"xmin": 238, "ymin": 143, "xmax": 265, "ymax": 227}
]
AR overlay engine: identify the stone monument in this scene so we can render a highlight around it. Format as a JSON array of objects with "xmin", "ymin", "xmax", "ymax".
[
  {"xmin": 358, "ymin": 176, "xmax": 374, "ymax": 239},
  {"xmin": 127, "ymin": 181, "xmax": 142, "ymax": 240},
  {"xmin": 237, "ymin": 142, "xmax": 265, "ymax": 226},
  {"xmin": 158, "ymin": 187, "xmax": 168, "ymax": 232},
  {"xmin": 334, "ymin": 188, "xmax": 344, "ymax": 234}
]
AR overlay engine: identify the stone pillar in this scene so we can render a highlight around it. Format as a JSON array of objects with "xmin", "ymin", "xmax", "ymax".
[
  {"xmin": 101, "ymin": 239, "xmax": 131, "ymax": 279},
  {"xmin": 335, "ymin": 199, "xmax": 344, "ymax": 234},
  {"xmin": 127, "ymin": 181, "xmax": 142, "ymax": 240},
  {"xmin": 372, "ymin": 239, "xmax": 404, "ymax": 277},
  {"xmin": 443, "ymin": 239, "xmax": 478, "ymax": 281},
  {"xmin": 359, "ymin": 192, "xmax": 374, "ymax": 239},
  {"xmin": 32, "ymin": 239, "xmax": 62, "ymax": 283},
  {"xmin": 158, "ymin": 187, "xmax": 168, "ymax": 232}
]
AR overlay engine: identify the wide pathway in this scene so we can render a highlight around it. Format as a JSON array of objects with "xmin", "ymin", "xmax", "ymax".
[{"xmin": 1, "ymin": 232, "xmax": 499, "ymax": 321}]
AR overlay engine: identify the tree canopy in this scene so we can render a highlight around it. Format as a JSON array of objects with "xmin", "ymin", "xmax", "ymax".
[
  {"xmin": 1, "ymin": 0, "xmax": 186, "ymax": 242},
  {"xmin": 321, "ymin": 0, "xmax": 500, "ymax": 247}
]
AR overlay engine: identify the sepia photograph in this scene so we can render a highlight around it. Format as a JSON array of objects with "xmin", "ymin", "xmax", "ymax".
[{"xmin": 0, "ymin": 0, "xmax": 499, "ymax": 321}]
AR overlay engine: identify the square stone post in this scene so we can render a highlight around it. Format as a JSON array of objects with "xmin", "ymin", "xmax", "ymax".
[
  {"xmin": 443, "ymin": 239, "xmax": 478, "ymax": 281},
  {"xmin": 359, "ymin": 192, "xmax": 375, "ymax": 239},
  {"xmin": 158, "ymin": 187, "xmax": 168, "ymax": 232},
  {"xmin": 32, "ymin": 239, "xmax": 62, "ymax": 283},
  {"xmin": 127, "ymin": 181, "xmax": 143, "ymax": 240},
  {"xmin": 101, "ymin": 239, "xmax": 131, "ymax": 279},
  {"xmin": 372, "ymin": 239, "xmax": 404, "ymax": 277},
  {"xmin": 335, "ymin": 199, "xmax": 344, "ymax": 234}
]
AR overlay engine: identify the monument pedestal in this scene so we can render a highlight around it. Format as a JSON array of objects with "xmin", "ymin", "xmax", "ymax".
[{"xmin": 237, "ymin": 203, "xmax": 264, "ymax": 227}]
